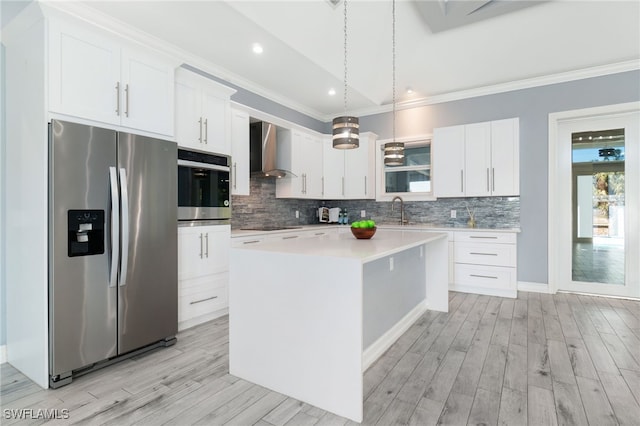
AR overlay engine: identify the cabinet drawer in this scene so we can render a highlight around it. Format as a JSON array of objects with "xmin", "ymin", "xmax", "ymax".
[
  {"xmin": 455, "ymin": 242, "xmax": 516, "ymax": 267},
  {"xmin": 454, "ymin": 264, "xmax": 515, "ymax": 291},
  {"xmin": 179, "ymin": 280, "xmax": 228, "ymax": 322},
  {"xmin": 454, "ymin": 231, "xmax": 516, "ymax": 244},
  {"xmin": 179, "ymin": 272, "xmax": 228, "ymax": 297}
]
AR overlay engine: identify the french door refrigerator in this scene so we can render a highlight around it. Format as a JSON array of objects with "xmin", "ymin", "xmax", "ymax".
[{"xmin": 49, "ymin": 119, "xmax": 177, "ymax": 387}]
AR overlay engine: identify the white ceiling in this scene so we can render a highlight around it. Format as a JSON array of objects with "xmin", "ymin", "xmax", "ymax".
[{"xmin": 5, "ymin": 1, "xmax": 640, "ymax": 121}]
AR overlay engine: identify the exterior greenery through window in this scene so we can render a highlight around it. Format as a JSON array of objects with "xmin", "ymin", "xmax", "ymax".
[{"xmin": 381, "ymin": 139, "xmax": 432, "ymax": 199}]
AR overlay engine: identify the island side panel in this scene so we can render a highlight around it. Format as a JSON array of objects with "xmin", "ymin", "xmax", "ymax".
[
  {"xmin": 363, "ymin": 245, "xmax": 426, "ymax": 349},
  {"xmin": 229, "ymin": 249, "xmax": 364, "ymax": 423},
  {"xmin": 425, "ymin": 235, "xmax": 449, "ymax": 312}
]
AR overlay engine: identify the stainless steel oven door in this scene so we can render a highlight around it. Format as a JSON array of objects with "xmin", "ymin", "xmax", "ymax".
[{"xmin": 178, "ymin": 159, "xmax": 231, "ymax": 220}]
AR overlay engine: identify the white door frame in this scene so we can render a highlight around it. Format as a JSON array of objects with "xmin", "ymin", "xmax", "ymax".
[{"xmin": 548, "ymin": 101, "xmax": 640, "ymax": 297}]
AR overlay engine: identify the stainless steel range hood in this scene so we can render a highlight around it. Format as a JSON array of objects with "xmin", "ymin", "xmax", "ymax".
[{"xmin": 250, "ymin": 122, "xmax": 294, "ymax": 178}]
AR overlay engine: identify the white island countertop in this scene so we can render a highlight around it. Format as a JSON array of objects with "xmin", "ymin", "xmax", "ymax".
[{"xmin": 232, "ymin": 228, "xmax": 448, "ymax": 263}]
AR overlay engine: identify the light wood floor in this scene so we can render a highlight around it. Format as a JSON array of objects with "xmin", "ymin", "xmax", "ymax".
[{"xmin": 2, "ymin": 291, "xmax": 639, "ymax": 425}]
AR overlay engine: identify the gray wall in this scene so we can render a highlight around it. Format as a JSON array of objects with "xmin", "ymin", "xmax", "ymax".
[{"xmin": 357, "ymin": 70, "xmax": 640, "ymax": 284}]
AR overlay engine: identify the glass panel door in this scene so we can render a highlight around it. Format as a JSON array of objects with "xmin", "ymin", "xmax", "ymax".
[{"xmin": 571, "ymin": 128, "xmax": 625, "ymax": 285}]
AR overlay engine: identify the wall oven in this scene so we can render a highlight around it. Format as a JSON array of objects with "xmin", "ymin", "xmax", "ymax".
[{"xmin": 178, "ymin": 149, "xmax": 231, "ymax": 221}]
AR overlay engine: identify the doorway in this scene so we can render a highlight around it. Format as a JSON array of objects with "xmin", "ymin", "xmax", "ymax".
[{"xmin": 549, "ymin": 103, "xmax": 639, "ymax": 298}]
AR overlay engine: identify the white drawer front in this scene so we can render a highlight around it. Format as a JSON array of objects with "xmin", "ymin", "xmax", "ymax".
[
  {"xmin": 454, "ymin": 231, "xmax": 516, "ymax": 244},
  {"xmin": 454, "ymin": 264, "xmax": 515, "ymax": 290},
  {"xmin": 179, "ymin": 272, "xmax": 228, "ymax": 296},
  {"xmin": 455, "ymin": 242, "xmax": 516, "ymax": 267},
  {"xmin": 179, "ymin": 284, "xmax": 228, "ymax": 322}
]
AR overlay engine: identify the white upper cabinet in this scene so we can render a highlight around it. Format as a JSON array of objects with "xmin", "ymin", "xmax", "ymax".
[
  {"xmin": 321, "ymin": 133, "xmax": 376, "ymax": 200},
  {"xmin": 322, "ymin": 135, "xmax": 345, "ymax": 199},
  {"xmin": 344, "ymin": 133, "xmax": 375, "ymax": 199},
  {"xmin": 49, "ymin": 19, "xmax": 175, "ymax": 137},
  {"xmin": 433, "ymin": 118, "xmax": 519, "ymax": 198},
  {"xmin": 490, "ymin": 118, "xmax": 520, "ymax": 196},
  {"xmin": 231, "ymin": 108, "xmax": 250, "ymax": 196},
  {"xmin": 175, "ymin": 68, "xmax": 236, "ymax": 155},
  {"xmin": 464, "ymin": 122, "xmax": 492, "ymax": 197},
  {"xmin": 276, "ymin": 130, "xmax": 323, "ymax": 199}
]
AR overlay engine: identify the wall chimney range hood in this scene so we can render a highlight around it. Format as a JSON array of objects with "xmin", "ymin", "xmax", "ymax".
[{"xmin": 250, "ymin": 121, "xmax": 294, "ymax": 178}]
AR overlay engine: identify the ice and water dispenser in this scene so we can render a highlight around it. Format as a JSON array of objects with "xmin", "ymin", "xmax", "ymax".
[{"xmin": 68, "ymin": 210, "xmax": 105, "ymax": 257}]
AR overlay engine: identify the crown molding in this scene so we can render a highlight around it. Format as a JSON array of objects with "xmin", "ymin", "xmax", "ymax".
[
  {"xmin": 40, "ymin": 1, "xmax": 329, "ymax": 122},
  {"xmin": 346, "ymin": 60, "xmax": 640, "ymax": 120},
  {"xmin": 32, "ymin": 2, "xmax": 640, "ymax": 124}
]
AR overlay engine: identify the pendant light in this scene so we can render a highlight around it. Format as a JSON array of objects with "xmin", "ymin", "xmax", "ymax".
[
  {"xmin": 333, "ymin": 0, "xmax": 359, "ymax": 149},
  {"xmin": 384, "ymin": 0, "xmax": 404, "ymax": 166}
]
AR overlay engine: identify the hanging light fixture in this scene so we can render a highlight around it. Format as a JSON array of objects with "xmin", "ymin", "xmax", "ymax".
[
  {"xmin": 384, "ymin": 0, "xmax": 404, "ymax": 166},
  {"xmin": 333, "ymin": 0, "xmax": 359, "ymax": 149}
]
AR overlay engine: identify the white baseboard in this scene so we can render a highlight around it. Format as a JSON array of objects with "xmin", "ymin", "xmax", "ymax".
[
  {"xmin": 1, "ymin": 345, "xmax": 6, "ymax": 364},
  {"xmin": 449, "ymin": 284, "xmax": 517, "ymax": 299},
  {"xmin": 518, "ymin": 281, "xmax": 552, "ymax": 294},
  {"xmin": 362, "ymin": 301, "xmax": 427, "ymax": 372},
  {"xmin": 178, "ymin": 308, "xmax": 229, "ymax": 332}
]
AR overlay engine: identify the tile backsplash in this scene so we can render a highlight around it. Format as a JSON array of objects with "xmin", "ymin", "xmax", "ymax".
[{"xmin": 231, "ymin": 178, "xmax": 520, "ymax": 229}]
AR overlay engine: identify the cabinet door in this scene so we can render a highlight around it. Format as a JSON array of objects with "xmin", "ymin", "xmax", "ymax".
[
  {"xmin": 201, "ymin": 89, "xmax": 230, "ymax": 155},
  {"xmin": 433, "ymin": 125, "xmax": 465, "ymax": 197},
  {"xmin": 490, "ymin": 118, "xmax": 519, "ymax": 196},
  {"xmin": 49, "ymin": 20, "xmax": 121, "ymax": 126},
  {"xmin": 178, "ymin": 225, "xmax": 230, "ymax": 281},
  {"xmin": 464, "ymin": 122, "xmax": 492, "ymax": 197},
  {"xmin": 175, "ymin": 74, "xmax": 202, "ymax": 150},
  {"xmin": 304, "ymin": 134, "xmax": 324, "ymax": 198},
  {"xmin": 344, "ymin": 134, "xmax": 372, "ymax": 199},
  {"xmin": 120, "ymin": 48, "xmax": 174, "ymax": 136},
  {"xmin": 322, "ymin": 136, "xmax": 345, "ymax": 199},
  {"xmin": 231, "ymin": 108, "xmax": 250, "ymax": 196}
]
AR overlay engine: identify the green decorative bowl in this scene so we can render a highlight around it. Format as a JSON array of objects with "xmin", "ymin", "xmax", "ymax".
[{"xmin": 351, "ymin": 226, "xmax": 377, "ymax": 239}]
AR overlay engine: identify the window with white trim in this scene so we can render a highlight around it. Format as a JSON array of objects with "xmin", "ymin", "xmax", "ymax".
[{"xmin": 376, "ymin": 137, "xmax": 434, "ymax": 201}]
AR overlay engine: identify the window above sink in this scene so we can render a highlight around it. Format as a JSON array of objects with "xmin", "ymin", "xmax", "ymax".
[{"xmin": 375, "ymin": 136, "xmax": 435, "ymax": 201}]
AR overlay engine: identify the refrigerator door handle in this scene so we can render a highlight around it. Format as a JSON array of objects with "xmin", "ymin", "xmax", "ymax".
[
  {"xmin": 119, "ymin": 168, "xmax": 130, "ymax": 287},
  {"xmin": 109, "ymin": 167, "xmax": 120, "ymax": 288}
]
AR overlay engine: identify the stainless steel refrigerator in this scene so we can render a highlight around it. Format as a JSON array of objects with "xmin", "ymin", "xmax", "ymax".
[{"xmin": 49, "ymin": 119, "xmax": 178, "ymax": 387}]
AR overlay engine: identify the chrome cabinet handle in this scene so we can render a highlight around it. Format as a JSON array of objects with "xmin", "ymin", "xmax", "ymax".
[
  {"xmin": 321, "ymin": 177, "xmax": 324, "ymax": 195},
  {"xmin": 198, "ymin": 117, "xmax": 203, "ymax": 144},
  {"xmin": 124, "ymin": 84, "xmax": 129, "ymax": 118},
  {"xmin": 233, "ymin": 163, "xmax": 237, "ymax": 190},
  {"xmin": 243, "ymin": 240, "xmax": 261, "ymax": 244},
  {"xmin": 108, "ymin": 167, "xmax": 120, "ymax": 288},
  {"xmin": 282, "ymin": 235, "xmax": 299, "ymax": 240},
  {"xmin": 199, "ymin": 233, "xmax": 203, "ymax": 258},
  {"xmin": 470, "ymin": 274, "xmax": 498, "ymax": 279},
  {"xmin": 115, "ymin": 82, "xmax": 120, "ymax": 116},
  {"xmin": 204, "ymin": 118, "xmax": 208, "ymax": 144},
  {"xmin": 469, "ymin": 252, "xmax": 498, "ymax": 256},
  {"xmin": 364, "ymin": 176, "xmax": 367, "ymax": 195},
  {"xmin": 190, "ymin": 296, "xmax": 218, "ymax": 305},
  {"xmin": 460, "ymin": 170, "xmax": 464, "ymax": 193},
  {"xmin": 119, "ymin": 168, "xmax": 129, "ymax": 287},
  {"xmin": 469, "ymin": 236, "xmax": 498, "ymax": 239},
  {"xmin": 205, "ymin": 233, "xmax": 209, "ymax": 258},
  {"xmin": 342, "ymin": 177, "xmax": 345, "ymax": 196}
]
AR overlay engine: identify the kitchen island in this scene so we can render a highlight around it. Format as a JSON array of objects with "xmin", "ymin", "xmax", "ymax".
[{"xmin": 229, "ymin": 229, "xmax": 448, "ymax": 422}]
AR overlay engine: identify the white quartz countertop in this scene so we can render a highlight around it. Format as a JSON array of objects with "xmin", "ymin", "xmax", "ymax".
[
  {"xmin": 231, "ymin": 223, "xmax": 520, "ymax": 238},
  {"xmin": 231, "ymin": 229, "xmax": 448, "ymax": 263}
]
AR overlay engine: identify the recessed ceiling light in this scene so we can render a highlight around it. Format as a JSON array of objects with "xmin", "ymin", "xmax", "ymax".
[
  {"xmin": 252, "ymin": 43, "xmax": 263, "ymax": 54},
  {"xmin": 328, "ymin": 88, "xmax": 336, "ymax": 96},
  {"xmin": 406, "ymin": 88, "xmax": 414, "ymax": 94}
]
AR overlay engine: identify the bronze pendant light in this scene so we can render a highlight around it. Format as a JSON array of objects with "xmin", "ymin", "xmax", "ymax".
[
  {"xmin": 384, "ymin": 0, "xmax": 404, "ymax": 166},
  {"xmin": 333, "ymin": 0, "xmax": 359, "ymax": 149}
]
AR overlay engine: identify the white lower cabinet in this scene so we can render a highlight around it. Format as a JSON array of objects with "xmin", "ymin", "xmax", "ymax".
[
  {"xmin": 178, "ymin": 224, "xmax": 230, "ymax": 330},
  {"xmin": 451, "ymin": 231, "xmax": 517, "ymax": 298}
]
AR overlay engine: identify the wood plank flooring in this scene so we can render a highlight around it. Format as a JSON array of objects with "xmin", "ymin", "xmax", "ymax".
[{"xmin": 1, "ymin": 291, "xmax": 639, "ymax": 425}]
